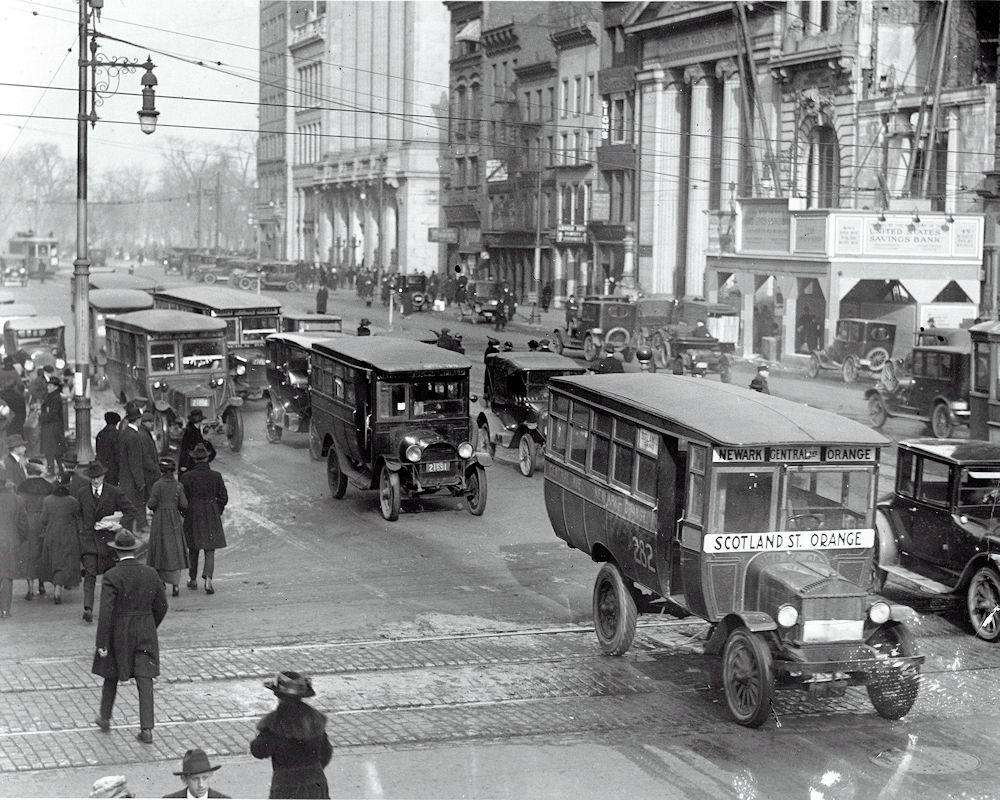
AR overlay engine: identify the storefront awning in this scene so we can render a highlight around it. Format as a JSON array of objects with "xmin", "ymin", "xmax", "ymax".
[{"xmin": 456, "ymin": 19, "xmax": 481, "ymax": 42}]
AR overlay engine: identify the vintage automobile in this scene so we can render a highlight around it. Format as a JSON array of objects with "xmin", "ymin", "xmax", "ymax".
[
  {"xmin": 1, "ymin": 257, "xmax": 28, "ymax": 287},
  {"xmin": 634, "ymin": 297, "xmax": 736, "ymax": 380},
  {"xmin": 807, "ymin": 318, "xmax": 896, "ymax": 383},
  {"xmin": 191, "ymin": 256, "xmax": 250, "ymax": 285},
  {"xmin": 400, "ymin": 273, "xmax": 431, "ymax": 313},
  {"xmin": 162, "ymin": 247, "xmax": 195, "ymax": 276},
  {"xmin": 153, "ymin": 286, "xmax": 282, "ymax": 400},
  {"xmin": 3, "ymin": 316, "xmax": 66, "ymax": 372},
  {"xmin": 456, "ymin": 280, "xmax": 506, "ymax": 324},
  {"xmin": 870, "ymin": 439, "xmax": 1000, "ymax": 642},
  {"xmin": 0, "ymin": 303, "xmax": 38, "ymax": 337},
  {"xmin": 866, "ymin": 343, "xmax": 970, "ymax": 438},
  {"xmin": 234, "ymin": 261, "xmax": 301, "ymax": 293},
  {"xmin": 553, "ymin": 295, "xmax": 637, "ymax": 361},
  {"xmin": 104, "ymin": 309, "xmax": 244, "ymax": 453},
  {"xmin": 879, "ymin": 327, "xmax": 971, "ymax": 392},
  {"xmin": 280, "ymin": 312, "xmax": 343, "ymax": 334},
  {"xmin": 88, "ymin": 289, "xmax": 154, "ymax": 388},
  {"xmin": 474, "ymin": 350, "xmax": 587, "ymax": 476},
  {"xmin": 263, "ymin": 331, "xmax": 342, "ymax": 449},
  {"xmin": 544, "ymin": 374, "xmax": 922, "ymax": 727},
  {"xmin": 309, "ymin": 337, "xmax": 490, "ymax": 521}
]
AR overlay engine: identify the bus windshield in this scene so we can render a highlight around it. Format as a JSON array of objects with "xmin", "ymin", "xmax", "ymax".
[
  {"xmin": 12, "ymin": 328, "xmax": 62, "ymax": 348},
  {"xmin": 242, "ymin": 316, "xmax": 279, "ymax": 344},
  {"xmin": 412, "ymin": 379, "xmax": 465, "ymax": 417},
  {"xmin": 783, "ymin": 467, "xmax": 874, "ymax": 530},
  {"xmin": 181, "ymin": 340, "xmax": 225, "ymax": 371}
]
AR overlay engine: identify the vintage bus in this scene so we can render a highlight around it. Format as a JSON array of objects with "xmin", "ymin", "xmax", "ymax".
[
  {"xmin": 543, "ymin": 373, "xmax": 922, "ymax": 727},
  {"xmin": 88, "ymin": 289, "xmax": 154, "ymax": 387},
  {"xmin": 153, "ymin": 286, "xmax": 282, "ymax": 400},
  {"xmin": 104, "ymin": 309, "xmax": 244, "ymax": 453},
  {"xmin": 88, "ymin": 272, "xmax": 161, "ymax": 294}
]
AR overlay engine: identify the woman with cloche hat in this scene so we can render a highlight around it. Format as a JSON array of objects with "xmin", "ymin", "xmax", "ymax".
[
  {"xmin": 145, "ymin": 457, "xmax": 189, "ymax": 597},
  {"xmin": 250, "ymin": 670, "xmax": 332, "ymax": 799}
]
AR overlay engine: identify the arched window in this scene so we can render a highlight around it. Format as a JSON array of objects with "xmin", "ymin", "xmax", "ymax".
[
  {"xmin": 806, "ymin": 125, "xmax": 839, "ymax": 208},
  {"xmin": 457, "ymin": 86, "xmax": 468, "ymax": 139},
  {"xmin": 469, "ymin": 82, "xmax": 480, "ymax": 140}
]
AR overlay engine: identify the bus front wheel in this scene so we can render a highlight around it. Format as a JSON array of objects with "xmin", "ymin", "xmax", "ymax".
[
  {"xmin": 225, "ymin": 408, "xmax": 244, "ymax": 452},
  {"xmin": 721, "ymin": 628, "xmax": 774, "ymax": 728},
  {"xmin": 592, "ymin": 563, "xmax": 637, "ymax": 656}
]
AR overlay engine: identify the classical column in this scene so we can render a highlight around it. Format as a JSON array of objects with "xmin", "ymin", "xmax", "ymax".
[
  {"xmin": 636, "ymin": 68, "xmax": 663, "ymax": 293},
  {"xmin": 945, "ymin": 108, "xmax": 959, "ymax": 212},
  {"xmin": 806, "ymin": 0, "xmax": 822, "ymax": 33},
  {"xmin": 684, "ymin": 64, "xmax": 713, "ymax": 298},
  {"xmin": 716, "ymin": 60, "xmax": 742, "ymax": 198}
]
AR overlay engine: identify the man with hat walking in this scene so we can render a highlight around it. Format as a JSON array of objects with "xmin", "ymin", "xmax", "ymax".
[
  {"xmin": 750, "ymin": 363, "xmax": 771, "ymax": 394},
  {"xmin": 3, "ymin": 433, "xmax": 28, "ymax": 489},
  {"xmin": 179, "ymin": 443, "xmax": 228, "ymax": 594},
  {"xmin": 118, "ymin": 402, "xmax": 148, "ymax": 533},
  {"xmin": 92, "ymin": 528, "xmax": 167, "ymax": 744},
  {"xmin": 74, "ymin": 461, "xmax": 136, "ymax": 624},
  {"xmin": 356, "ymin": 318, "xmax": 371, "ymax": 337},
  {"xmin": 95, "ymin": 411, "xmax": 121, "ymax": 486},
  {"xmin": 594, "ymin": 342, "xmax": 625, "ymax": 374},
  {"xmin": 163, "ymin": 748, "xmax": 229, "ymax": 798}
]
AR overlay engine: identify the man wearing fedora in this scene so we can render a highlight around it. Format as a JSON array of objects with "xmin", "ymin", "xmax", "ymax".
[
  {"xmin": 95, "ymin": 411, "xmax": 122, "ymax": 486},
  {"xmin": 92, "ymin": 528, "xmax": 168, "ymax": 745},
  {"xmin": 74, "ymin": 461, "xmax": 136, "ymax": 624},
  {"xmin": 118, "ymin": 402, "xmax": 149, "ymax": 533},
  {"xmin": 179, "ymin": 443, "xmax": 228, "ymax": 594},
  {"xmin": 163, "ymin": 748, "xmax": 229, "ymax": 798}
]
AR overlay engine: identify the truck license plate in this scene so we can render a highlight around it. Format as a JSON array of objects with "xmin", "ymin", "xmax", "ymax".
[
  {"xmin": 426, "ymin": 461, "xmax": 449, "ymax": 473},
  {"xmin": 190, "ymin": 398, "xmax": 211, "ymax": 407}
]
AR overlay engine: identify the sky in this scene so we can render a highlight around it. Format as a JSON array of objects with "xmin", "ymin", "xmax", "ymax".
[{"xmin": 0, "ymin": 0, "xmax": 261, "ymax": 176}]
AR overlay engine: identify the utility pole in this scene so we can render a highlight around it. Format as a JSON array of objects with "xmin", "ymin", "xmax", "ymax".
[
  {"xmin": 214, "ymin": 169, "xmax": 222, "ymax": 253},
  {"xmin": 531, "ymin": 155, "xmax": 543, "ymax": 323},
  {"xmin": 196, "ymin": 177, "xmax": 203, "ymax": 249}
]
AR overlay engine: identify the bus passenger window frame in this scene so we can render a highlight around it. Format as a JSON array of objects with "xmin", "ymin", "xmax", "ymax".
[{"xmin": 686, "ymin": 443, "xmax": 707, "ymax": 525}]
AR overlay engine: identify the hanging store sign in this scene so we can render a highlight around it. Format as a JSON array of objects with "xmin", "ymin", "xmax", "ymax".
[
  {"xmin": 555, "ymin": 224, "xmax": 588, "ymax": 244},
  {"xmin": 428, "ymin": 228, "xmax": 459, "ymax": 244}
]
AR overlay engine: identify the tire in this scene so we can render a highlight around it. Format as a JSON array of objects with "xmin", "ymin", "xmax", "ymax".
[
  {"xmin": 868, "ymin": 395, "xmax": 888, "ymax": 428},
  {"xmin": 265, "ymin": 402, "xmax": 282, "ymax": 443},
  {"xmin": 865, "ymin": 623, "xmax": 920, "ymax": 720},
  {"xmin": 842, "ymin": 355, "xmax": 858, "ymax": 384},
  {"xmin": 807, "ymin": 354, "xmax": 821, "ymax": 379},
  {"xmin": 465, "ymin": 463, "xmax": 488, "ymax": 515},
  {"xmin": 225, "ymin": 407, "xmax": 244, "ymax": 452},
  {"xmin": 721, "ymin": 628, "xmax": 774, "ymax": 728},
  {"xmin": 583, "ymin": 334, "xmax": 598, "ymax": 362},
  {"xmin": 881, "ymin": 360, "xmax": 900, "ymax": 393},
  {"xmin": 155, "ymin": 412, "xmax": 171, "ymax": 456},
  {"xmin": 671, "ymin": 356, "xmax": 685, "ymax": 376},
  {"xmin": 327, "ymin": 443, "xmax": 347, "ymax": 499},
  {"xmin": 719, "ymin": 360, "xmax": 732, "ymax": 383},
  {"xmin": 606, "ymin": 326, "xmax": 629, "ymax": 349},
  {"xmin": 238, "ymin": 277, "xmax": 253, "ymax": 291},
  {"xmin": 476, "ymin": 422, "xmax": 494, "ymax": 458},
  {"xmin": 285, "ymin": 280, "xmax": 299, "ymax": 292},
  {"xmin": 866, "ymin": 512, "xmax": 890, "ymax": 593},
  {"xmin": 651, "ymin": 333, "xmax": 669, "ymax": 370},
  {"xmin": 930, "ymin": 403, "xmax": 953, "ymax": 439},
  {"xmin": 592, "ymin": 562, "xmax": 638, "ymax": 656},
  {"xmin": 967, "ymin": 565, "xmax": 1000, "ymax": 642},
  {"xmin": 866, "ymin": 347, "xmax": 890, "ymax": 372},
  {"xmin": 379, "ymin": 465, "xmax": 401, "ymax": 521},
  {"xmin": 308, "ymin": 418, "xmax": 323, "ymax": 461},
  {"xmin": 552, "ymin": 331, "xmax": 565, "ymax": 355},
  {"xmin": 204, "ymin": 272, "xmax": 217, "ymax": 285},
  {"xmin": 518, "ymin": 435, "xmax": 537, "ymax": 477}
]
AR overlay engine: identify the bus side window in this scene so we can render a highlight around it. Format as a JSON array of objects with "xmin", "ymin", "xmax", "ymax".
[
  {"xmin": 568, "ymin": 402, "xmax": 589, "ymax": 466},
  {"xmin": 897, "ymin": 450, "xmax": 916, "ymax": 497}
]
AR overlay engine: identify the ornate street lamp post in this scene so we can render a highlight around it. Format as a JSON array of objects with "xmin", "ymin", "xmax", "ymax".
[{"xmin": 74, "ymin": 0, "xmax": 158, "ymax": 462}]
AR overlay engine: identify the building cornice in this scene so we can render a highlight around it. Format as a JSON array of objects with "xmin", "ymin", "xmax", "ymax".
[
  {"xmin": 550, "ymin": 24, "xmax": 597, "ymax": 51},
  {"xmin": 482, "ymin": 22, "xmax": 518, "ymax": 56},
  {"xmin": 514, "ymin": 59, "xmax": 557, "ymax": 82}
]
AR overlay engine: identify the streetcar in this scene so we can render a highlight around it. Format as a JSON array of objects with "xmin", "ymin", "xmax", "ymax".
[
  {"xmin": 543, "ymin": 373, "xmax": 923, "ymax": 727},
  {"xmin": 5, "ymin": 231, "xmax": 58, "ymax": 280}
]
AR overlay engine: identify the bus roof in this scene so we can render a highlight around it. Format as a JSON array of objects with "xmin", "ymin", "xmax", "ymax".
[
  {"xmin": 487, "ymin": 351, "xmax": 588, "ymax": 372},
  {"xmin": 154, "ymin": 286, "xmax": 282, "ymax": 312},
  {"xmin": 0, "ymin": 303, "xmax": 37, "ymax": 318},
  {"xmin": 282, "ymin": 311, "xmax": 343, "ymax": 322},
  {"xmin": 106, "ymin": 309, "xmax": 228, "ymax": 335},
  {"xmin": 87, "ymin": 273, "xmax": 160, "ymax": 292},
  {"xmin": 549, "ymin": 374, "xmax": 889, "ymax": 448},
  {"xmin": 88, "ymin": 289, "xmax": 155, "ymax": 312},
  {"xmin": 5, "ymin": 316, "xmax": 63, "ymax": 330},
  {"xmin": 0, "ymin": 291, "xmax": 15, "ymax": 305},
  {"xmin": 266, "ymin": 331, "xmax": 344, "ymax": 350},
  {"xmin": 312, "ymin": 337, "xmax": 471, "ymax": 373}
]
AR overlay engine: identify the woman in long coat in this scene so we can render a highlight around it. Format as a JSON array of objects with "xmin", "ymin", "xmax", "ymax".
[
  {"xmin": 178, "ymin": 443, "xmax": 227, "ymax": 594},
  {"xmin": 39, "ymin": 473, "xmax": 81, "ymax": 603},
  {"xmin": 250, "ymin": 671, "xmax": 332, "ymax": 799},
  {"xmin": 146, "ymin": 457, "xmax": 188, "ymax": 597},
  {"xmin": 0, "ymin": 480, "xmax": 20, "ymax": 617},
  {"xmin": 38, "ymin": 378, "xmax": 65, "ymax": 475},
  {"xmin": 16, "ymin": 476, "xmax": 50, "ymax": 600}
]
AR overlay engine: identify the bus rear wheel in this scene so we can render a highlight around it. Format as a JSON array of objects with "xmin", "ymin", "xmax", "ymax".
[{"xmin": 592, "ymin": 563, "xmax": 637, "ymax": 656}]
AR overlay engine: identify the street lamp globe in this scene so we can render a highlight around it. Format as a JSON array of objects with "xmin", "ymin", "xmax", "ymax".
[{"xmin": 137, "ymin": 57, "xmax": 159, "ymax": 135}]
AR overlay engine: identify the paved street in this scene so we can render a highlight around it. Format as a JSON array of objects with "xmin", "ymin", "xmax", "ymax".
[{"xmin": 2, "ymin": 263, "xmax": 997, "ymax": 799}]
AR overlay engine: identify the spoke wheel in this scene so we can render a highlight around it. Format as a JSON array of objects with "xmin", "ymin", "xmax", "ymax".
[
  {"xmin": 379, "ymin": 466, "xmax": 401, "ymax": 521},
  {"xmin": 881, "ymin": 360, "xmax": 900, "ymax": 392},
  {"xmin": 583, "ymin": 334, "xmax": 597, "ymax": 362},
  {"xmin": 308, "ymin": 418, "xmax": 323, "ymax": 461},
  {"xmin": 518, "ymin": 435, "xmax": 537, "ymax": 477},
  {"xmin": 592, "ymin": 563, "xmax": 637, "ymax": 656},
  {"xmin": 868, "ymin": 395, "xmax": 888, "ymax": 428},
  {"xmin": 155, "ymin": 412, "xmax": 171, "ymax": 456},
  {"xmin": 721, "ymin": 628, "xmax": 774, "ymax": 728},
  {"xmin": 476, "ymin": 422, "xmax": 494, "ymax": 458},
  {"xmin": 967, "ymin": 565, "xmax": 1000, "ymax": 642},
  {"xmin": 465, "ymin": 464, "xmax": 488, "ymax": 516},
  {"xmin": 285, "ymin": 280, "xmax": 299, "ymax": 292},
  {"xmin": 327, "ymin": 442, "xmax": 347, "ymax": 499},
  {"xmin": 225, "ymin": 408, "xmax": 244, "ymax": 452},
  {"xmin": 239, "ymin": 277, "xmax": 253, "ymax": 291},
  {"xmin": 866, "ymin": 347, "xmax": 889, "ymax": 372},
  {"xmin": 265, "ymin": 403, "xmax": 282, "ymax": 443},
  {"xmin": 807, "ymin": 354, "xmax": 821, "ymax": 379},
  {"xmin": 203, "ymin": 272, "xmax": 217, "ymax": 285},
  {"xmin": 930, "ymin": 403, "xmax": 952, "ymax": 438},
  {"xmin": 842, "ymin": 356, "xmax": 858, "ymax": 384},
  {"xmin": 866, "ymin": 623, "xmax": 920, "ymax": 720}
]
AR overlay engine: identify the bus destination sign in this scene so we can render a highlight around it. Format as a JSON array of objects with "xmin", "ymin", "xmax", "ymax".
[{"xmin": 712, "ymin": 445, "xmax": 878, "ymax": 463}]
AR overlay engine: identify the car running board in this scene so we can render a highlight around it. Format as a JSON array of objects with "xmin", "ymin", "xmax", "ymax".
[{"xmin": 883, "ymin": 564, "xmax": 954, "ymax": 595}]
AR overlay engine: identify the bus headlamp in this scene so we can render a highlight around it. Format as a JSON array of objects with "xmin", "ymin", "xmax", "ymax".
[
  {"xmin": 235, "ymin": 364, "xmax": 247, "ymax": 376},
  {"xmin": 55, "ymin": 359, "xmax": 66, "ymax": 369},
  {"xmin": 457, "ymin": 442, "xmax": 473, "ymax": 459},
  {"xmin": 405, "ymin": 444, "xmax": 422, "ymax": 462},
  {"xmin": 868, "ymin": 601, "xmax": 891, "ymax": 624},
  {"xmin": 24, "ymin": 359, "xmax": 33, "ymax": 371},
  {"xmin": 776, "ymin": 604, "xmax": 799, "ymax": 628},
  {"xmin": 211, "ymin": 377, "xmax": 225, "ymax": 388}
]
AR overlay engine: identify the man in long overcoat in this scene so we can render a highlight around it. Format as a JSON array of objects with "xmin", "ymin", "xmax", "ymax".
[
  {"xmin": 138, "ymin": 413, "xmax": 159, "ymax": 500},
  {"xmin": 94, "ymin": 411, "xmax": 121, "ymax": 485},
  {"xmin": 91, "ymin": 528, "xmax": 167, "ymax": 745},
  {"xmin": 74, "ymin": 461, "xmax": 136, "ymax": 623},
  {"xmin": 117, "ymin": 403, "xmax": 148, "ymax": 532},
  {"xmin": 179, "ymin": 443, "xmax": 228, "ymax": 594}
]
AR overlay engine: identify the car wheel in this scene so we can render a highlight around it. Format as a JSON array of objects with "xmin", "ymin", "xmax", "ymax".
[
  {"xmin": 842, "ymin": 356, "xmax": 858, "ymax": 383},
  {"xmin": 239, "ymin": 277, "xmax": 253, "ymax": 291},
  {"xmin": 464, "ymin": 463, "xmax": 488, "ymax": 516},
  {"xmin": 868, "ymin": 395, "xmax": 888, "ymax": 428},
  {"xmin": 930, "ymin": 403, "xmax": 952, "ymax": 439},
  {"xmin": 265, "ymin": 402, "xmax": 282, "ymax": 443},
  {"xmin": 155, "ymin": 412, "xmax": 171, "ymax": 456},
  {"xmin": 379, "ymin": 465, "xmax": 401, "ymax": 521},
  {"xmin": 308, "ymin": 418, "xmax": 323, "ymax": 461},
  {"xmin": 204, "ymin": 272, "xmax": 217, "ymax": 285},
  {"xmin": 327, "ymin": 443, "xmax": 347, "ymax": 499},
  {"xmin": 881, "ymin": 360, "xmax": 900, "ymax": 393},
  {"xmin": 807, "ymin": 354, "xmax": 821, "ymax": 379},
  {"xmin": 552, "ymin": 330, "xmax": 565, "ymax": 355},
  {"xmin": 224, "ymin": 407, "xmax": 244, "ymax": 452},
  {"xmin": 475, "ymin": 422, "xmax": 494, "ymax": 458},
  {"xmin": 606, "ymin": 326, "xmax": 629, "ymax": 350},
  {"xmin": 592, "ymin": 562, "xmax": 637, "ymax": 656},
  {"xmin": 967, "ymin": 565, "xmax": 1000, "ymax": 641},
  {"xmin": 866, "ymin": 514, "xmax": 890, "ymax": 594},
  {"xmin": 583, "ymin": 334, "xmax": 597, "ymax": 362},
  {"xmin": 721, "ymin": 628, "xmax": 774, "ymax": 728},
  {"xmin": 671, "ymin": 356, "xmax": 685, "ymax": 376},
  {"xmin": 651, "ymin": 333, "xmax": 669, "ymax": 370},
  {"xmin": 865, "ymin": 623, "xmax": 920, "ymax": 720},
  {"xmin": 285, "ymin": 280, "xmax": 299, "ymax": 292},
  {"xmin": 517, "ymin": 435, "xmax": 537, "ymax": 477},
  {"xmin": 866, "ymin": 347, "xmax": 890, "ymax": 372}
]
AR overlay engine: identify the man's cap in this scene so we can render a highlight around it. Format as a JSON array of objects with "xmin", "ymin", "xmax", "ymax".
[{"xmin": 104, "ymin": 411, "xmax": 121, "ymax": 425}]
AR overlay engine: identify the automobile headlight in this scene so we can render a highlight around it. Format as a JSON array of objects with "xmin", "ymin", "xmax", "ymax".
[
  {"xmin": 405, "ymin": 444, "xmax": 422, "ymax": 462},
  {"xmin": 457, "ymin": 442, "xmax": 473, "ymax": 459},
  {"xmin": 211, "ymin": 377, "xmax": 225, "ymax": 387},
  {"xmin": 152, "ymin": 380, "xmax": 162, "ymax": 390},
  {"xmin": 24, "ymin": 359, "xmax": 33, "ymax": 371},
  {"xmin": 55, "ymin": 358, "xmax": 66, "ymax": 369},
  {"xmin": 776, "ymin": 604, "xmax": 799, "ymax": 628},
  {"xmin": 235, "ymin": 364, "xmax": 247, "ymax": 376},
  {"xmin": 868, "ymin": 601, "xmax": 891, "ymax": 624}
]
